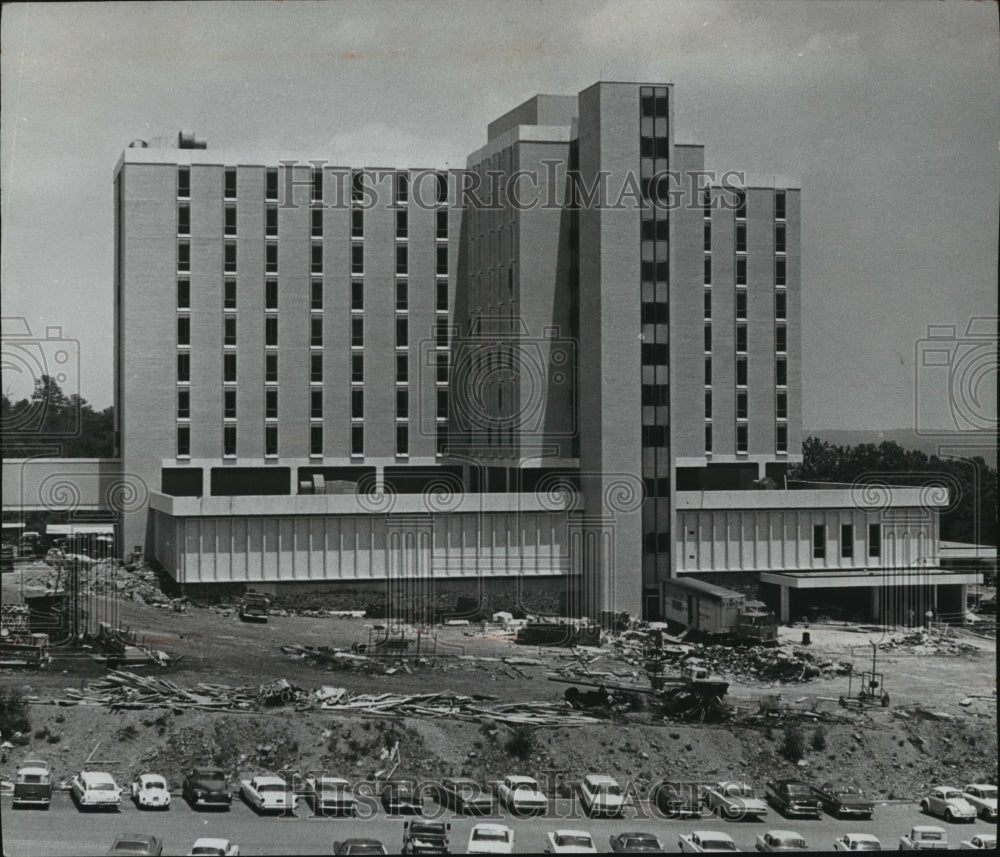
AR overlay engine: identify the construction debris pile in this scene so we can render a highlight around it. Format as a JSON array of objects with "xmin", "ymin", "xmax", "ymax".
[
  {"xmin": 694, "ymin": 645, "xmax": 854, "ymax": 683},
  {"xmin": 876, "ymin": 630, "xmax": 980, "ymax": 656}
]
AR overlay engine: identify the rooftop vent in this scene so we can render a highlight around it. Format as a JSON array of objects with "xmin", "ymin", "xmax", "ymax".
[{"xmin": 178, "ymin": 131, "xmax": 207, "ymax": 149}]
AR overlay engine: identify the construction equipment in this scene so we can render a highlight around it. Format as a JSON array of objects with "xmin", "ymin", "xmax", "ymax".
[{"xmin": 839, "ymin": 642, "xmax": 890, "ymax": 708}]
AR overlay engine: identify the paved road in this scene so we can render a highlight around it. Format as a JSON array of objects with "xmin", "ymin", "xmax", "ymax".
[{"xmin": 2, "ymin": 794, "xmax": 997, "ymax": 854}]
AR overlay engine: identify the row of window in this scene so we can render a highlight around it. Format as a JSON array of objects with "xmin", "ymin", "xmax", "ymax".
[
  {"xmin": 176, "ymin": 423, "xmax": 371, "ymax": 459},
  {"xmin": 702, "ymin": 356, "xmax": 788, "ymax": 388},
  {"xmin": 702, "ymin": 289, "xmax": 788, "ymax": 321},
  {"xmin": 701, "ymin": 188, "xmax": 787, "ymax": 220},
  {"xmin": 703, "ymin": 256, "xmax": 787, "ymax": 286},
  {"xmin": 703, "ymin": 390, "xmax": 788, "ymax": 421},
  {"xmin": 703, "ymin": 222, "xmax": 786, "ymax": 254},
  {"xmin": 813, "ymin": 523, "xmax": 881, "ymax": 560},
  {"xmin": 702, "ymin": 323, "xmax": 787, "ymax": 354},
  {"xmin": 703, "ymin": 422, "xmax": 788, "ymax": 455}
]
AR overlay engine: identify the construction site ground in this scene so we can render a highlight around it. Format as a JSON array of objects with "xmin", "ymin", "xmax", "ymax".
[{"xmin": 1, "ymin": 561, "xmax": 996, "ymax": 805}]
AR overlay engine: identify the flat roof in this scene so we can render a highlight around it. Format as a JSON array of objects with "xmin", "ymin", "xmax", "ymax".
[
  {"xmin": 761, "ymin": 569, "xmax": 982, "ymax": 589},
  {"xmin": 664, "ymin": 576, "xmax": 744, "ymax": 600}
]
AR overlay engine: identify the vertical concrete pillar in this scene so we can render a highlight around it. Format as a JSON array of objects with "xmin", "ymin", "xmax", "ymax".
[
  {"xmin": 870, "ymin": 586, "xmax": 881, "ymax": 622},
  {"xmin": 779, "ymin": 585, "xmax": 790, "ymax": 623}
]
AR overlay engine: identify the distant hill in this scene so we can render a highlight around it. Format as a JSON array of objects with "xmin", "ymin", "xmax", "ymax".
[{"xmin": 803, "ymin": 428, "xmax": 997, "ymax": 467}]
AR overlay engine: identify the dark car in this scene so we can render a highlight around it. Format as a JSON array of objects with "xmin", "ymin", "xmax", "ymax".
[
  {"xmin": 609, "ymin": 832, "xmax": 666, "ymax": 853},
  {"xmin": 811, "ymin": 781, "xmax": 875, "ymax": 819},
  {"xmin": 333, "ymin": 839, "xmax": 388, "ymax": 856},
  {"xmin": 651, "ymin": 781, "xmax": 702, "ymax": 818},
  {"xmin": 182, "ymin": 768, "xmax": 233, "ymax": 809},
  {"xmin": 381, "ymin": 779, "xmax": 422, "ymax": 814},
  {"xmin": 440, "ymin": 777, "xmax": 494, "ymax": 815},
  {"xmin": 402, "ymin": 821, "xmax": 451, "ymax": 855},
  {"xmin": 764, "ymin": 779, "xmax": 821, "ymax": 818},
  {"xmin": 106, "ymin": 834, "xmax": 164, "ymax": 856}
]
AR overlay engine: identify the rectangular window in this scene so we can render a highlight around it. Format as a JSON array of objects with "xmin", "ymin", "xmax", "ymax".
[
  {"xmin": 736, "ymin": 289, "xmax": 747, "ymax": 319},
  {"xmin": 264, "ymin": 205, "xmax": 277, "ymax": 238},
  {"xmin": 736, "ymin": 324, "xmax": 747, "ymax": 353},
  {"xmin": 177, "ymin": 425, "xmax": 190, "ymax": 457},
  {"xmin": 436, "ymin": 281, "xmax": 448, "ymax": 311},
  {"xmin": 641, "ymin": 343, "xmax": 668, "ymax": 365},
  {"xmin": 352, "ymin": 389, "xmax": 364, "ymax": 419},
  {"xmin": 775, "ymin": 190, "xmax": 786, "ymax": 220},
  {"xmin": 775, "ymin": 290, "xmax": 787, "ymax": 319},
  {"xmin": 310, "ymin": 425, "xmax": 323, "ymax": 455},
  {"xmin": 265, "ymin": 353, "xmax": 278, "ymax": 383},
  {"xmin": 436, "ymin": 208, "xmax": 448, "ymax": 239},
  {"xmin": 776, "ymin": 390, "xmax": 788, "ymax": 419},
  {"xmin": 223, "ymin": 425, "xmax": 237, "ymax": 457},
  {"xmin": 265, "ymin": 315, "xmax": 278, "ymax": 347},
  {"xmin": 223, "ymin": 352, "xmax": 237, "ymax": 383},
  {"xmin": 224, "ymin": 315, "xmax": 237, "ymax": 347},
  {"xmin": 223, "ymin": 279, "xmax": 237, "ymax": 310},
  {"xmin": 775, "ymin": 223, "xmax": 786, "ymax": 253},
  {"xmin": 177, "ymin": 167, "xmax": 190, "ymax": 199},
  {"xmin": 224, "ymin": 241, "xmax": 237, "ymax": 273},
  {"xmin": 436, "ymin": 353, "xmax": 448, "ymax": 384},
  {"xmin": 736, "ymin": 390, "xmax": 748, "ymax": 419},
  {"xmin": 265, "ymin": 279, "xmax": 278, "ymax": 310},
  {"xmin": 868, "ymin": 524, "xmax": 881, "ymax": 558},
  {"xmin": 312, "ymin": 167, "xmax": 323, "ymax": 204},
  {"xmin": 265, "ymin": 168, "xmax": 278, "ymax": 202},
  {"xmin": 813, "ymin": 524, "xmax": 826, "ymax": 559},
  {"xmin": 396, "ymin": 424, "xmax": 409, "ymax": 456},
  {"xmin": 396, "ymin": 280, "xmax": 408, "ymax": 310},
  {"xmin": 775, "ymin": 325, "xmax": 787, "ymax": 353},
  {"xmin": 224, "ymin": 168, "xmax": 237, "ymax": 199},
  {"xmin": 396, "ymin": 353, "xmax": 408, "ymax": 383},
  {"xmin": 736, "ymin": 256, "xmax": 747, "ymax": 285},
  {"xmin": 351, "ymin": 316, "xmax": 364, "ymax": 347},
  {"xmin": 641, "ymin": 385, "xmax": 668, "ymax": 406},
  {"xmin": 177, "ymin": 389, "xmax": 190, "ymax": 419},
  {"xmin": 775, "ymin": 256, "xmax": 786, "ymax": 286},
  {"xmin": 704, "ymin": 290, "xmax": 712, "ymax": 320},
  {"xmin": 178, "ymin": 241, "xmax": 190, "ymax": 273},
  {"xmin": 704, "ymin": 257, "xmax": 712, "ymax": 285},
  {"xmin": 776, "ymin": 423, "xmax": 788, "ymax": 453},
  {"xmin": 436, "ymin": 172, "xmax": 448, "ymax": 205},
  {"xmin": 351, "ymin": 280, "xmax": 364, "ymax": 311},
  {"xmin": 351, "ymin": 209, "xmax": 364, "ymax": 238},
  {"xmin": 736, "ymin": 423, "xmax": 748, "ymax": 453},
  {"xmin": 311, "ymin": 280, "xmax": 323, "ymax": 310},
  {"xmin": 841, "ymin": 524, "xmax": 854, "ymax": 558},
  {"xmin": 436, "ymin": 323, "xmax": 449, "ymax": 349},
  {"xmin": 641, "ymin": 426, "xmax": 669, "ymax": 447},
  {"xmin": 396, "ymin": 209, "xmax": 408, "ymax": 239},
  {"xmin": 224, "ymin": 388, "xmax": 237, "ymax": 420},
  {"xmin": 177, "ymin": 352, "xmax": 190, "ymax": 383},
  {"xmin": 265, "ymin": 425, "xmax": 278, "ymax": 457},
  {"xmin": 395, "ymin": 172, "xmax": 408, "ymax": 204},
  {"xmin": 735, "ymin": 189, "xmax": 746, "ymax": 218},
  {"xmin": 396, "ymin": 388, "xmax": 409, "ymax": 419},
  {"xmin": 177, "ymin": 316, "xmax": 191, "ymax": 346},
  {"xmin": 351, "ymin": 424, "xmax": 364, "ymax": 456},
  {"xmin": 704, "ymin": 357, "xmax": 712, "ymax": 385},
  {"xmin": 776, "ymin": 356, "xmax": 787, "ymax": 386},
  {"xmin": 177, "ymin": 279, "xmax": 191, "ymax": 310},
  {"xmin": 396, "ymin": 316, "xmax": 408, "ymax": 348},
  {"xmin": 351, "ymin": 244, "xmax": 363, "ymax": 274},
  {"xmin": 261, "ymin": 242, "xmax": 275, "ymax": 274},
  {"xmin": 352, "ymin": 352, "xmax": 363, "ymax": 383},
  {"xmin": 265, "ymin": 388, "xmax": 278, "ymax": 419},
  {"xmin": 736, "ymin": 356, "xmax": 747, "ymax": 386},
  {"xmin": 641, "ymin": 303, "xmax": 668, "ymax": 325},
  {"xmin": 703, "ymin": 324, "xmax": 712, "ymax": 352},
  {"xmin": 311, "ymin": 243, "xmax": 323, "ymax": 274},
  {"xmin": 396, "ymin": 244, "xmax": 408, "ymax": 275},
  {"xmin": 436, "ymin": 389, "xmax": 448, "ymax": 419},
  {"xmin": 225, "ymin": 205, "xmax": 237, "ymax": 237},
  {"xmin": 311, "ymin": 389, "xmax": 323, "ymax": 419},
  {"xmin": 436, "ymin": 245, "xmax": 448, "ymax": 276},
  {"xmin": 311, "ymin": 207, "xmax": 323, "ymax": 238},
  {"xmin": 704, "ymin": 391, "xmax": 712, "ymax": 418},
  {"xmin": 735, "ymin": 222, "xmax": 747, "ymax": 253},
  {"xmin": 703, "ymin": 222, "xmax": 711, "ymax": 251},
  {"xmin": 705, "ymin": 423, "xmax": 713, "ymax": 452},
  {"xmin": 178, "ymin": 204, "xmax": 190, "ymax": 235},
  {"xmin": 310, "ymin": 317, "xmax": 323, "ymax": 347},
  {"xmin": 311, "ymin": 353, "xmax": 323, "ymax": 383}
]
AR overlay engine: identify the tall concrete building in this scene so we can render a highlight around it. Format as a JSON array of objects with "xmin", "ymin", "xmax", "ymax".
[{"xmin": 109, "ymin": 81, "xmax": 975, "ymax": 622}]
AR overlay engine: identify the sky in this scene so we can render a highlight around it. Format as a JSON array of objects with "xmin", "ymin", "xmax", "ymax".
[{"xmin": 1, "ymin": 0, "xmax": 997, "ymax": 440}]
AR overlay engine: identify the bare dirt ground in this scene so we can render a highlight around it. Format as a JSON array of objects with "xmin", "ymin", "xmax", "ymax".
[{"xmin": 2, "ymin": 562, "xmax": 996, "ymax": 802}]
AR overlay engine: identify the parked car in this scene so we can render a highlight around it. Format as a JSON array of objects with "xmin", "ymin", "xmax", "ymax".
[
  {"xmin": 919, "ymin": 786, "xmax": 976, "ymax": 822},
  {"xmin": 131, "ymin": 773, "xmax": 171, "ymax": 810},
  {"xmin": 466, "ymin": 823, "xmax": 514, "ymax": 855},
  {"xmin": 12, "ymin": 759, "xmax": 52, "ymax": 808},
  {"xmin": 832, "ymin": 833, "xmax": 881, "ymax": 851},
  {"xmin": 899, "ymin": 826, "xmax": 949, "ymax": 850},
  {"xmin": 401, "ymin": 820, "xmax": 450, "ymax": 855},
  {"xmin": 544, "ymin": 830, "xmax": 597, "ymax": 854},
  {"xmin": 332, "ymin": 840, "xmax": 388, "ymax": 856},
  {"xmin": 764, "ymin": 780, "xmax": 820, "ymax": 818},
  {"xmin": 239, "ymin": 774, "xmax": 296, "ymax": 814},
  {"xmin": 960, "ymin": 834, "xmax": 997, "ymax": 850},
  {"xmin": 810, "ymin": 782, "xmax": 874, "ymax": 819},
  {"xmin": 71, "ymin": 770, "xmax": 122, "ymax": 811},
  {"xmin": 754, "ymin": 830, "xmax": 808, "ymax": 852},
  {"xmin": 651, "ymin": 780, "xmax": 702, "ymax": 818},
  {"xmin": 187, "ymin": 839, "xmax": 239, "ymax": 857},
  {"xmin": 608, "ymin": 832, "xmax": 665, "ymax": 853},
  {"xmin": 678, "ymin": 831, "xmax": 740, "ymax": 852},
  {"xmin": 962, "ymin": 784, "xmax": 998, "ymax": 821},
  {"xmin": 704, "ymin": 781, "xmax": 768, "ymax": 820},
  {"xmin": 578, "ymin": 774, "xmax": 625, "ymax": 818},
  {"xmin": 182, "ymin": 768, "xmax": 232, "ymax": 809},
  {"xmin": 105, "ymin": 834, "xmax": 163, "ymax": 856},
  {"xmin": 441, "ymin": 777, "xmax": 494, "ymax": 815},
  {"xmin": 496, "ymin": 775, "xmax": 548, "ymax": 816},
  {"xmin": 304, "ymin": 776, "xmax": 357, "ymax": 816},
  {"xmin": 381, "ymin": 778, "xmax": 422, "ymax": 814}
]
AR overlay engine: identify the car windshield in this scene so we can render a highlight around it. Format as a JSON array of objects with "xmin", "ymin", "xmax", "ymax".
[
  {"xmin": 623, "ymin": 838, "xmax": 659, "ymax": 850},
  {"xmin": 975, "ymin": 787, "xmax": 997, "ymax": 798},
  {"xmin": 410, "ymin": 825, "xmax": 443, "ymax": 835},
  {"xmin": 942, "ymin": 790, "xmax": 963, "ymax": 799},
  {"xmin": 597, "ymin": 784, "xmax": 622, "ymax": 796},
  {"xmin": 920, "ymin": 832, "xmax": 942, "ymax": 841},
  {"xmin": 701, "ymin": 840, "xmax": 736, "ymax": 851},
  {"xmin": 196, "ymin": 771, "xmax": 225, "ymax": 781},
  {"xmin": 556, "ymin": 835, "xmax": 592, "ymax": 847},
  {"xmin": 258, "ymin": 783, "xmax": 285, "ymax": 792},
  {"xmin": 837, "ymin": 786, "xmax": 863, "ymax": 796},
  {"xmin": 190, "ymin": 849, "xmax": 224, "ymax": 856},
  {"xmin": 472, "ymin": 831, "xmax": 510, "ymax": 842},
  {"xmin": 850, "ymin": 842, "xmax": 880, "ymax": 851},
  {"xmin": 779, "ymin": 839, "xmax": 807, "ymax": 848},
  {"xmin": 786, "ymin": 784, "xmax": 811, "ymax": 795},
  {"xmin": 145, "ymin": 780, "xmax": 165, "ymax": 789},
  {"xmin": 90, "ymin": 782, "xmax": 116, "ymax": 791},
  {"xmin": 112, "ymin": 842, "xmax": 150, "ymax": 852},
  {"xmin": 18, "ymin": 774, "xmax": 46, "ymax": 783}
]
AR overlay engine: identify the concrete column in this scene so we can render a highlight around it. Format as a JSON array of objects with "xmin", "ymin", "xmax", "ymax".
[
  {"xmin": 779, "ymin": 585, "xmax": 790, "ymax": 623},
  {"xmin": 870, "ymin": 586, "xmax": 881, "ymax": 622}
]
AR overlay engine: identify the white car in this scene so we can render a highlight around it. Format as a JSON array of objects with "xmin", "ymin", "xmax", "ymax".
[
  {"xmin": 305, "ymin": 776, "xmax": 357, "ymax": 816},
  {"xmin": 578, "ymin": 774, "xmax": 625, "ymax": 818},
  {"xmin": 466, "ymin": 824, "xmax": 514, "ymax": 855},
  {"xmin": 239, "ymin": 775, "xmax": 296, "ymax": 814},
  {"xmin": 131, "ymin": 773, "xmax": 171, "ymax": 809},
  {"xmin": 678, "ymin": 831, "xmax": 740, "ymax": 852},
  {"xmin": 960, "ymin": 834, "xmax": 997, "ymax": 850},
  {"xmin": 496, "ymin": 775, "xmax": 548, "ymax": 816},
  {"xmin": 704, "ymin": 782, "xmax": 768, "ymax": 820},
  {"xmin": 832, "ymin": 833, "xmax": 882, "ymax": 851},
  {"xmin": 188, "ymin": 839, "xmax": 239, "ymax": 857},
  {"xmin": 545, "ymin": 830, "xmax": 597, "ymax": 854},
  {"xmin": 962, "ymin": 784, "xmax": 998, "ymax": 821},
  {"xmin": 919, "ymin": 786, "xmax": 977, "ymax": 822},
  {"xmin": 70, "ymin": 770, "xmax": 122, "ymax": 810},
  {"xmin": 755, "ymin": 830, "xmax": 807, "ymax": 852}
]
